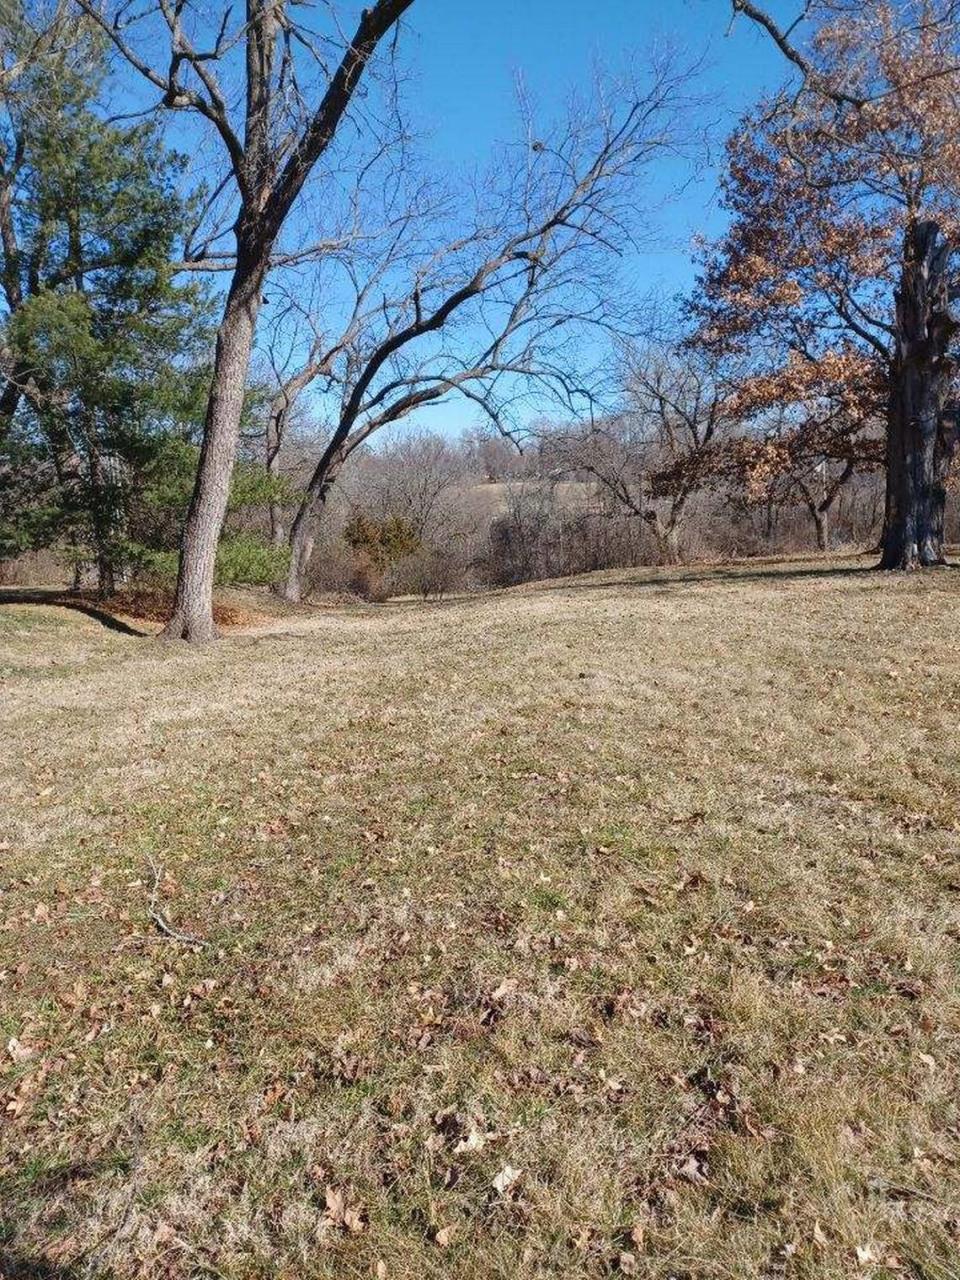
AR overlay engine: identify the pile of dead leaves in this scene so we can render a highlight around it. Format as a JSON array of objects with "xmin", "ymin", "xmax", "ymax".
[{"xmin": 65, "ymin": 587, "xmax": 261, "ymax": 629}]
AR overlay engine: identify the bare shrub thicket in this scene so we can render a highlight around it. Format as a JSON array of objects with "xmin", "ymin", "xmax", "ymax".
[
  {"xmin": 287, "ymin": 415, "xmax": 892, "ymax": 603},
  {"xmin": 4, "ymin": 414, "xmax": 892, "ymax": 597}
]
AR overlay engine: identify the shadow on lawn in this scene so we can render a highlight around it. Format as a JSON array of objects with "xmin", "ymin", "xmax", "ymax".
[
  {"xmin": 538, "ymin": 560, "xmax": 878, "ymax": 595},
  {"xmin": 0, "ymin": 1250, "xmax": 86, "ymax": 1279},
  {"xmin": 379, "ymin": 554, "xmax": 927, "ymax": 614},
  {"xmin": 0, "ymin": 1155, "xmax": 136, "ymax": 1279},
  {"xmin": 542, "ymin": 557, "xmax": 960, "ymax": 597},
  {"xmin": 0, "ymin": 587, "xmax": 148, "ymax": 637}
]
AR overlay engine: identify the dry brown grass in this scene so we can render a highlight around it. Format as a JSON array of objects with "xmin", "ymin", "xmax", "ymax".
[{"xmin": 2, "ymin": 554, "xmax": 959, "ymax": 1279}]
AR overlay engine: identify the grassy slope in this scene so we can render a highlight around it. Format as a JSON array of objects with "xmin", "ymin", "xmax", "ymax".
[{"xmin": 1, "ymin": 557, "xmax": 959, "ymax": 1280}]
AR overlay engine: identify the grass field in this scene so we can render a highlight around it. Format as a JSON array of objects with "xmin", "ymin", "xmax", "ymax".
[{"xmin": 2, "ymin": 557, "xmax": 960, "ymax": 1279}]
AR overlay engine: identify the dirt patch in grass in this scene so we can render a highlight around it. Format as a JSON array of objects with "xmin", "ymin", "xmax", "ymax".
[{"xmin": 1, "ymin": 555, "xmax": 959, "ymax": 1278}]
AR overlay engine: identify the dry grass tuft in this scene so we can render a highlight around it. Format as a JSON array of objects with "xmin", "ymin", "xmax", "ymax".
[{"xmin": 1, "ymin": 554, "xmax": 959, "ymax": 1278}]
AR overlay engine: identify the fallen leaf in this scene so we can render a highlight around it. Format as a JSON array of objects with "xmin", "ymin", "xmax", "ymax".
[
  {"xmin": 678, "ymin": 1152, "xmax": 708, "ymax": 1184},
  {"xmin": 343, "ymin": 1205, "xmax": 365, "ymax": 1234},
  {"xmin": 491, "ymin": 1164, "xmax": 521, "ymax": 1195},
  {"xmin": 453, "ymin": 1128, "xmax": 486, "ymax": 1155},
  {"xmin": 323, "ymin": 1185, "xmax": 365, "ymax": 1234},
  {"xmin": 6, "ymin": 1038, "xmax": 33, "ymax": 1064}
]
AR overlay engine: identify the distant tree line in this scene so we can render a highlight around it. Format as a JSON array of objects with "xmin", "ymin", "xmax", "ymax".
[{"xmin": 3, "ymin": 0, "xmax": 960, "ymax": 630}]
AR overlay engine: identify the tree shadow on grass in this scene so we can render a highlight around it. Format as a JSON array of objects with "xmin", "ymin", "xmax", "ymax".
[
  {"xmin": 0, "ymin": 587, "xmax": 148, "ymax": 636},
  {"xmin": 485, "ymin": 553, "xmax": 960, "ymax": 600},
  {"xmin": 0, "ymin": 1155, "xmax": 134, "ymax": 1279},
  {"xmin": 536, "ymin": 560, "xmax": 877, "ymax": 595},
  {"xmin": 0, "ymin": 1249, "xmax": 87, "ymax": 1279},
  {"xmin": 377, "ymin": 555, "xmax": 922, "ymax": 614}
]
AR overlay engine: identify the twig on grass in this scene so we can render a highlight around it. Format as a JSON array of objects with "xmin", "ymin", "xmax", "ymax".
[{"xmin": 146, "ymin": 858, "xmax": 207, "ymax": 948}]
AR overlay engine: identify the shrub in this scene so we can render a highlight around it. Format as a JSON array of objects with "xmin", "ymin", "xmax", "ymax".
[
  {"xmin": 130, "ymin": 534, "xmax": 289, "ymax": 588},
  {"xmin": 214, "ymin": 534, "xmax": 290, "ymax": 586},
  {"xmin": 343, "ymin": 512, "xmax": 419, "ymax": 569},
  {"xmin": 385, "ymin": 544, "xmax": 468, "ymax": 600}
]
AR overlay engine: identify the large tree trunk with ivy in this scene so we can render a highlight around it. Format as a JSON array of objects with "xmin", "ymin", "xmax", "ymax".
[
  {"xmin": 880, "ymin": 220, "xmax": 959, "ymax": 570},
  {"xmin": 161, "ymin": 257, "xmax": 265, "ymax": 642}
]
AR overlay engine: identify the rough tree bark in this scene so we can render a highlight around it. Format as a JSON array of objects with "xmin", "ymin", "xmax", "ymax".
[
  {"xmin": 880, "ymin": 219, "xmax": 959, "ymax": 569},
  {"xmin": 282, "ymin": 452, "xmax": 345, "ymax": 601},
  {"xmin": 643, "ymin": 509, "xmax": 681, "ymax": 564},
  {"xmin": 162, "ymin": 254, "xmax": 265, "ymax": 640},
  {"xmin": 813, "ymin": 507, "xmax": 828, "ymax": 553},
  {"xmin": 76, "ymin": 0, "xmax": 416, "ymax": 640}
]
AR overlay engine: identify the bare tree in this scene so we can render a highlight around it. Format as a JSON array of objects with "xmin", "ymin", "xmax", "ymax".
[
  {"xmin": 260, "ymin": 64, "xmax": 696, "ymax": 601},
  {"xmin": 358, "ymin": 429, "xmax": 468, "ymax": 541},
  {"xmin": 544, "ymin": 347, "xmax": 733, "ymax": 562},
  {"xmin": 74, "ymin": 0, "xmax": 415, "ymax": 639}
]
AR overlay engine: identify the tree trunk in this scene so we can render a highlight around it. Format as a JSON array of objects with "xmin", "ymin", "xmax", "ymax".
[
  {"xmin": 161, "ymin": 256, "xmax": 265, "ymax": 641},
  {"xmin": 879, "ymin": 219, "xmax": 958, "ymax": 569},
  {"xmin": 282, "ymin": 455, "xmax": 344, "ymax": 602},
  {"xmin": 813, "ymin": 507, "xmax": 828, "ymax": 552},
  {"xmin": 97, "ymin": 554, "xmax": 116, "ymax": 599},
  {"xmin": 662, "ymin": 523, "xmax": 680, "ymax": 564},
  {"xmin": 0, "ymin": 376, "xmax": 21, "ymax": 444},
  {"xmin": 283, "ymin": 489, "xmax": 325, "ymax": 603},
  {"xmin": 266, "ymin": 407, "xmax": 284, "ymax": 546},
  {"xmin": 86, "ymin": 434, "xmax": 124, "ymax": 598},
  {"xmin": 283, "ymin": 512, "xmax": 315, "ymax": 603}
]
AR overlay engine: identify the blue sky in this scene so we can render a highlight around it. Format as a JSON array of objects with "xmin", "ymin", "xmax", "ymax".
[
  {"xmin": 325, "ymin": 0, "xmax": 792, "ymax": 433},
  {"xmin": 400, "ymin": 0, "xmax": 792, "ymax": 300},
  {"xmin": 107, "ymin": 0, "xmax": 799, "ymax": 435}
]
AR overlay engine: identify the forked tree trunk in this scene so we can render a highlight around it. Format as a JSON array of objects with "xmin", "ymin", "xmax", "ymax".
[
  {"xmin": 813, "ymin": 507, "xmax": 829, "ymax": 553},
  {"xmin": 282, "ymin": 456, "xmax": 345, "ymax": 602},
  {"xmin": 880, "ymin": 219, "xmax": 959, "ymax": 569},
  {"xmin": 161, "ymin": 257, "xmax": 266, "ymax": 641},
  {"xmin": 283, "ymin": 483, "xmax": 330, "ymax": 602}
]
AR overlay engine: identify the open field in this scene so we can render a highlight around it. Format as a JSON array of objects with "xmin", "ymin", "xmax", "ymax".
[{"xmin": 2, "ymin": 557, "xmax": 960, "ymax": 1279}]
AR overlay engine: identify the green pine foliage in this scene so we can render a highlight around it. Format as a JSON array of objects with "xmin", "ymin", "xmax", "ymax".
[{"xmin": 0, "ymin": 31, "xmax": 214, "ymax": 592}]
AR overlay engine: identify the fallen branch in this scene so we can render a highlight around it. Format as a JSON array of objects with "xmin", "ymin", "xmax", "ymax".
[{"xmin": 146, "ymin": 859, "xmax": 207, "ymax": 948}]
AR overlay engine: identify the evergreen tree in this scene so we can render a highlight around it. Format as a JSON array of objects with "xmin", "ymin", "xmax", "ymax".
[{"xmin": 0, "ymin": 19, "xmax": 210, "ymax": 593}]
